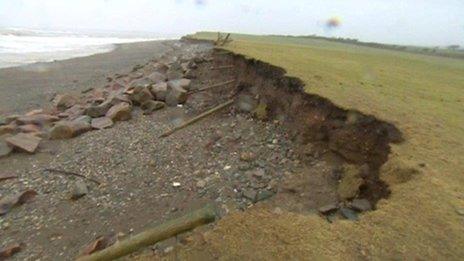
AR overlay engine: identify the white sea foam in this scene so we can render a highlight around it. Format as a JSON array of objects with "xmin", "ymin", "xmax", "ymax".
[{"xmin": 0, "ymin": 27, "xmax": 167, "ymax": 69}]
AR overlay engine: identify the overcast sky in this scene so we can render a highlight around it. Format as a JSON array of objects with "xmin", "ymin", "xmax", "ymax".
[{"xmin": 0, "ymin": 0, "xmax": 463, "ymax": 46}]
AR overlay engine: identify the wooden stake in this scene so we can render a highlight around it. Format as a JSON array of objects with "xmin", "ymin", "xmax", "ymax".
[
  {"xmin": 76, "ymin": 205, "xmax": 216, "ymax": 261},
  {"xmin": 189, "ymin": 80, "xmax": 236, "ymax": 95},
  {"xmin": 160, "ymin": 99, "xmax": 235, "ymax": 138}
]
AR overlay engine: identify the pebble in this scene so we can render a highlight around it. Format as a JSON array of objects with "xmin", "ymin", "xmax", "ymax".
[
  {"xmin": 242, "ymin": 189, "xmax": 257, "ymax": 202},
  {"xmin": 172, "ymin": 182, "xmax": 181, "ymax": 187},
  {"xmin": 340, "ymin": 207, "xmax": 359, "ymax": 221},
  {"xmin": 70, "ymin": 180, "xmax": 88, "ymax": 200}
]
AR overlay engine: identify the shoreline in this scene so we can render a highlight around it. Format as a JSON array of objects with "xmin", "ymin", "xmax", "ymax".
[{"xmin": 0, "ymin": 39, "xmax": 177, "ymax": 115}]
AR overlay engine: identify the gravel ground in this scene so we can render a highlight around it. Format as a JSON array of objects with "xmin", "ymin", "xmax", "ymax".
[{"xmin": 0, "ymin": 41, "xmax": 339, "ymax": 260}]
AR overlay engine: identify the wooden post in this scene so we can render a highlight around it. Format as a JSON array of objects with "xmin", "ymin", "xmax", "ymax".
[{"xmin": 77, "ymin": 205, "xmax": 217, "ymax": 261}]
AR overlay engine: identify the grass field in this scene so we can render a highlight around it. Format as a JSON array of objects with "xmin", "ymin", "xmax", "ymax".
[{"xmin": 180, "ymin": 32, "xmax": 464, "ymax": 259}]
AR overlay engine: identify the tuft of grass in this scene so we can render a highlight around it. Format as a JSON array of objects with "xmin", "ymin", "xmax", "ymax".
[{"xmin": 181, "ymin": 32, "xmax": 464, "ymax": 259}]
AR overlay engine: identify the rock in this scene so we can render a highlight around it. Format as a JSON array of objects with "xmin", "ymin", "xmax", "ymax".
[
  {"xmin": 106, "ymin": 103, "xmax": 132, "ymax": 122},
  {"xmin": 166, "ymin": 70, "xmax": 183, "ymax": 81},
  {"xmin": 0, "ymin": 117, "xmax": 5, "ymax": 126},
  {"xmin": 5, "ymin": 115, "xmax": 20, "ymax": 124},
  {"xmin": 130, "ymin": 77, "xmax": 152, "ymax": 88},
  {"xmin": 18, "ymin": 124, "xmax": 40, "ymax": 133},
  {"xmin": 16, "ymin": 114, "xmax": 60, "ymax": 126},
  {"xmin": 25, "ymin": 109, "xmax": 43, "ymax": 116},
  {"xmin": 165, "ymin": 84, "xmax": 187, "ymax": 106},
  {"xmin": 242, "ymin": 190, "xmax": 257, "ymax": 202},
  {"xmin": 5, "ymin": 133, "xmax": 41, "ymax": 153},
  {"xmin": 168, "ymin": 78, "xmax": 192, "ymax": 91},
  {"xmin": 150, "ymin": 82, "xmax": 168, "ymax": 101},
  {"xmin": 455, "ymin": 208, "xmax": 464, "ymax": 216},
  {"xmin": 70, "ymin": 180, "xmax": 88, "ymax": 200},
  {"xmin": 196, "ymin": 180, "xmax": 206, "ymax": 189},
  {"xmin": 351, "ymin": 199, "xmax": 372, "ymax": 212},
  {"xmin": 49, "ymin": 120, "xmax": 92, "ymax": 139},
  {"xmin": 0, "ymin": 138, "xmax": 13, "ymax": 158},
  {"xmin": 250, "ymin": 168, "xmax": 265, "ymax": 178},
  {"xmin": 108, "ymin": 94, "xmax": 132, "ymax": 106},
  {"xmin": 153, "ymin": 62, "xmax": 169, "ymax": 74},
  {"xmin": 184, "ymin": 69, "xmax": 196, "ymax": 79},
  {"xmin": 129, "ymin": 86, "xmax": 154, "ymax": 105},
  {"xmin": 85, "ymin": 101, "xmax": 112, "ymax": 118},
  {"xmin": 337, "ymin": 164, "xmax": 364, "ymax": 200},
  {"xmin": 0, "ymin": 125, "xmax": 15, "ymax": 136},
  {"xmin": 74, "ymin": 115, "xmax": 92, "ymax": 124},
  {"xmin": 236, "ymin": 95, "xmax": 257, "ymax": 113},
  {"xmin": 256, "ymin": 190, "xmax": 274, "ymax": 202},
  {"xmin": 91, "ymin": 117, "xmax": 114, "ymax": 130},
  {"xmin": 55, "ymin": 94, "xmax": 78, "ymax": 111},
  {"xmin": 340, "ymin": 207, "xmax": 359, "ymax": 221},
  {"xmin": 141, "ymin": 100, "xmax": 165, "ymax": 115},
  {"xmin": 147, "ymin": 72, "xmax": 166, "ymax": 83},
  {"xmin": 240, "ymin": 151, "xmax": 256, "ymax": 162},
  {"xmin": 318, "ymin": 203, "xmax": 338, "ymax": 214},
  {"xmin": 64, "ymin": 105, "xmax": 85, "ymax": 119},
  {"xmin": 254, "ymin": 102, "xmax": 268, "ymax": 120}
]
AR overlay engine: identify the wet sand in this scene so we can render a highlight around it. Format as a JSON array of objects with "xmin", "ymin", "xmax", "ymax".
[{"xmin": 0, "ymin": 40, "xmax": 176, "ymax": 115}]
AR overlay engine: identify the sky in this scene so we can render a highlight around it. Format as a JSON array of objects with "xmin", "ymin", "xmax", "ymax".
[{"xmin": 0, "ymin": 0, "xmax": 463, "ymax": 46}]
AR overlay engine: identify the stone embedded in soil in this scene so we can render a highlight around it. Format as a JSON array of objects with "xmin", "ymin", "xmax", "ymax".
[
  {"xmin": 91, "ymin": 117, "xmax": 114, "ymax": 130},
  {"xmin": 16, "ymin": 114, "xmax": 60, "ymax": 126},
  {"xmin": 166, "ymin": 70, "xmax": 184, "ymax": 81},
  {"xmin": 254, "ymin": 102, "xmax": 268, "ymax": 120},
  {"xmin": 350, "ymin": 199, "xmax": 372, "ymax": 212},
  {"xmin": 242, "ymin": 189, "xmax": 258, "ymax": 202},
  {"xmin": 196, "ymin": 179, "xmax": 206, "ymax": 189},
  {"xmin": 236, "ymin": 95, "xmax": 258, "ymax": 113},
  {"xmin": 106, "ymin": 103, "xmax": 132, "ymax": 122},
  {"xmin": 70, "ymin": 180, "xmax": 89, "ymax": 200},
  {"xmin": 141, "ymin": 100, "xmax": 165, "ymax": 115},
  {"xmin": 165, "ymin": 84, "xmax": 187, "ymax": 106},
  {"xmin": 149, "ymin": 82, "xmax": 168, "ymax": 102},
  {"xmin": 240, "ymin": 151, "xmax": 256, "ymax": 162},
  {"xmin": 340, "ymin": 207, "xmax": 359, "ymax": 221},
  {"xmin": 147, "ymin": 71, "xmax": 166, "ymax": 83},
  {"xmin": 256, "ymin": 190, "xmax": 275, "ymax": 202},
  {"xmin": 318, "ymin": 203, "xmax": 339, "ymax": 214},
  {"xmin": 5, "ymin": 133, "xmax": 41, "ymax": 153},
  {"xmin": 55, "ymin": 94, "xmax": 78, "ymax": 111},
  {"xmin": 5, "ymin": 115, "xmax": 20, "ymax": 124},
  {"xmin": 0, "ymin": 117, "xmax": 6, "ymax": 126}
]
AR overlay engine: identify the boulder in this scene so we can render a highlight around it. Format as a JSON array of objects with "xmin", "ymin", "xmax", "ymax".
[
  {"xmin": 91, "ymin": 117, "xmax": 113, "ymax": 130},
  {"xmin": 0, "ymin": 125, "xmax": 15, "ymax": 136},
  {"xmin": 49, "ymin": 119, "xmax": 92, "ymax": 139},
  {"xmin": 129, "ymin": 86, "xmax": 154, "ymax": 105},
  {"xmin": 153, "ymin": 62, "xmax": 169, "ymax": 74},
  {"xmin": 16, "ymin": 114, "xmax": 60, "ymax": 126},
  {"xmin": 5, "ymin": 133, "xmax": 41, "ymax": 153},
  {"xmin": 168, "ymin": 78, "xmax": 192, "ymax": 91},
  {"xmin": 55, "ymin": 94, "xmax": 78, "ymax": 111},
  {"xmin": 18, "ymin": 124, "xmax": 40, "ymax": 133},
  {"xmin": 106, "ymin": 103, "xmax": 132, "ymax": 122},
  {"xmin": 141, "ymin": 100, "xmax": 165, "ymax": 115},
  {"xmin": 166, "ymin": 70, "xmax": 184, "ymax": 81},
  {"xmin": 85, "ymin": 101, "xmax": 112, "ymax": 118},
  {"xmin": 147, "ymin": 72, "xmax": 166, "ymax": 84},
  {"xmin": 130, "ymin": 77, "xmax": 152, "ymax": 88},
  {"xmin": 149, "ymin": 82, "xmax": 168, "ymax": 101},
  {"xmin": 0, "ymin": 137, "xmax": 13, "ymax": 158},
  {"xmin": 62, "ymin": 105, "xmax": 85, "ymax": 120},
  {"xmin": 165, "ymin": 84, "xmax": 187, "ymax": 106}
]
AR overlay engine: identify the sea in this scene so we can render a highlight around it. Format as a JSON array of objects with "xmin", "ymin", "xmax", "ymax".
[{"xmin": 0, "ymin": 27, "xmax": 173, "ymax": 69}]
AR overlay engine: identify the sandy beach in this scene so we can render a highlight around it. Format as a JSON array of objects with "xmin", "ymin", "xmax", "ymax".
[{"xmin": 0, "ymin": 40, "xmax": 175, "ymax": 115}]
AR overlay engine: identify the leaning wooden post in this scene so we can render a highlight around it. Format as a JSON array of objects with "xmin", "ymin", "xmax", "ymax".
[
  {"xmin": 76, "ymin": 205, "xmax": 217, "ymax": 261},
  {"xmin": 160, "ymin": 99, "xmax": 235, "ymax": 138}
]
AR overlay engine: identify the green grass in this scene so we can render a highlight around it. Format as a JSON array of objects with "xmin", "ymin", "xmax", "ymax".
[{"xmin": 185, "ymin": 32, "xmax": 464, "ymax": 259}]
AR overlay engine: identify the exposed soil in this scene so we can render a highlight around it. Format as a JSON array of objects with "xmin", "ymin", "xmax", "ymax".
[{"xmin": 0, "ymin": 39, "xmax": 401, "ymax": 260}]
